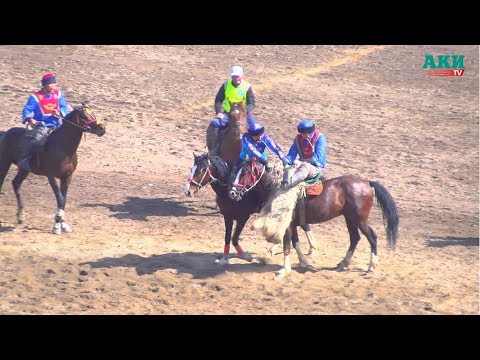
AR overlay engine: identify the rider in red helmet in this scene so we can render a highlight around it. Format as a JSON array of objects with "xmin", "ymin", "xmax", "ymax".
[{"xmin": 18, "ymin": 73, "xmax": 69, "ymax": 171}]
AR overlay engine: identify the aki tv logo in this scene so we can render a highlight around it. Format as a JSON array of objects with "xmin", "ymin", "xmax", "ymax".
[{"xmin": 423, "ymin": 55, "xmax": 465, "ymax": 76}]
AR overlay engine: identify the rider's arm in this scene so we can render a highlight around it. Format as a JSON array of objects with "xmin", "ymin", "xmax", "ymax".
[
  {"xmin": 22, "ymin": 95, "xmax": 37, "ymax": 124},
  {"xmin": 242, "ymin": 135, "xmax": 267, "ymax": 164},
  {"xmin": 285, "ymin": 140, "xmax": 298, "ymax": 165},
  {"xmin": 245, "ymin": 87, "xmax": 255, "ymax": 113},
  {"xmin": 264, "ymin": 134, "xmax": 286, "ymax": 161},
  {"xmin": 58, "ymin": 91, "xmax": 69, "ymax": 117},
  {"xmin": 214, "ymin": 84, "xmax": 226, "ymax": 114},
  {"xmin": 310, "ymin": 134, "xmax": 327, "ymax": 168}
]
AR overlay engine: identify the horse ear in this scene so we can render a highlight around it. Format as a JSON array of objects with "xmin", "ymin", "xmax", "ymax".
[
  {"xmin": 193, "ymin": 151, "xmax": 202, "ymax": 159},
  {"xmin": 81, "ymin": 100, "xmax": 89, "ymax": 107}
]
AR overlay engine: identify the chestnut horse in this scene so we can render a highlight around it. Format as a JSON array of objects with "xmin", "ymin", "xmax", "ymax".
[
  {"xmin": 0, "ymin": 103, "xmax": 106, "ymax": 233},
  {"xmin": 184, "ymin": 153, "xmax": 317, "ymax": 264},
  {"xmin": 229, "ymin": 159, "xmax": 400, "ymax": 276},
  {"xmin": 206, "ymin": 102, "xmax": 248, "ymax": 165}
]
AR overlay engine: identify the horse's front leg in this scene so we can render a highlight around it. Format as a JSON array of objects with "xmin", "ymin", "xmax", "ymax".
[
  {"xmin": 12, "ymin": 169, "xmax": 29, "ymax": 224},
  {"xmin": 276, "ymin": 226, "xmax": 293, "ymax": 278},
  {"xmin": 231, "ymin": 216, "xmax": 252, "ymax": 262},
  {"xmin": 217, "ymin": 215, "xmax": 234, "ymax": 265},
  {"xmin": 49, "ymin": 176, "xmax": 72, "ymax": 234}
]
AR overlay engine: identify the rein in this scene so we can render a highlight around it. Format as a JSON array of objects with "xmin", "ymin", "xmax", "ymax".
[
  {"xmin": 232, "ymin": 160, "xmax": 266, "ymax": 195},
  {"xmin": 58, "ymin": 110, "xmax": 98, "ymax": 131}
]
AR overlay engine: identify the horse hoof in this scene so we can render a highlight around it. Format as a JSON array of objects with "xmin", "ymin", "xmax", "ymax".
[
  {"xmin": 52, "ymin": 223, "xmax": 62, "ymax": 234},
  {"xmin": 61, "ymin": 222, "xmax": 72, "ymax": 233},
  {"xmin": 259, "ymin": 257, "xmax": 268, "ymax": 265},
  {"xmin": 240, "ymin": 252, "xmax": 253, "ymax": 262},
  {"xmin": 216, "ymin": 257, "xmax": 229, "ymax": 265},
  {"xmin": 275, "ymin": 269, "xmax": 288, "ymax": 279},
  {"xmin": 335, "ymin": 263, "xmax": 348, "ymax": 271}
]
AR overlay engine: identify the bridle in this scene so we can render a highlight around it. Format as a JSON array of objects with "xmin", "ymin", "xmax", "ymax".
[
  {"xmin": 187, "ymin": 157, "xmax": 226, "ymax": 191},
  {"xmin": 229, "ymin": 159, "xmax": 265, "ymax": 200},
  {"xmin": 60, "ymin": 106, "xmax": 101, "ymax": 132}
]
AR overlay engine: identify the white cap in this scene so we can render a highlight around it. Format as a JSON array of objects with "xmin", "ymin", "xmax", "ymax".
[{"xmin": 230, "ymin": 65, "xmax": 244, "ymax": 77}]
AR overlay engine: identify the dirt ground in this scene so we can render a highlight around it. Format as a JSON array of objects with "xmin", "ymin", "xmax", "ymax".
[{"xmin": 0, "ymin": 45, "xmax": 478, "ymax": 315}]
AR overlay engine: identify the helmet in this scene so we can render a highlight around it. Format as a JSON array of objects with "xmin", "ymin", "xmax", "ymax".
[
  {"xmin": 41, "ymin": 73, "xmax": 56, "ymax": 86},
  {"xmin": 230, "ymin": 65, "xmax": 244, "ymax": 77},
  {"xmin": 248, "ymin": 123, "xmax": 265, "ymax": 137},
  {"xmin": 297, "ymin": 119, "xmax": 315, "ymax": 134}
]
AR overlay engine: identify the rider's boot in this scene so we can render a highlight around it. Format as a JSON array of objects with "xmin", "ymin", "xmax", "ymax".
[
  {"xmin": 282, "ymin": 171, "xmax": 305, "ymax": 189},
  {"xmin": 18, "ymin": 142, "xmax": 33, "ymax": 171}
]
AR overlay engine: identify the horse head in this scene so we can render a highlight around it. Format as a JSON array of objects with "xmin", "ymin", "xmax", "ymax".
[
  {"xmin": 63, "ymin": 102, "xmax": 106, "ymax": 137},
  {"xmin": 227, "ymin": 102, "xmax": 248, "ymax": 137},
  {"xmin": 184, "ymin": 152, "xmax": 229, "ymax": 197}
]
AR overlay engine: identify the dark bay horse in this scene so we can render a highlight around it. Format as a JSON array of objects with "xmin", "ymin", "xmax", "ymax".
[
  {"xmin": 0, "ymin": 103, "xmax": 106, "ymax": 233},
  {"xmin": 229, "ymin": 159, "xmax": 400, "ymax": 276},
  {"xmin": 184, "ymin": 153, "xmax": 316, "ymax": 264},
  {"xmin": 206, "ymin": 102, "xmax": 248, "ymax": 165}
]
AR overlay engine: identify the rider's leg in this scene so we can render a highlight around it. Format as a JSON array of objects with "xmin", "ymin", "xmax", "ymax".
[
  {"xmin": 207, "ymin": 116, "xmax": 229, "ymax": 156},
  {"xmin": 18, "ymin": 127, "xmax": 44, "ymax": 171}
]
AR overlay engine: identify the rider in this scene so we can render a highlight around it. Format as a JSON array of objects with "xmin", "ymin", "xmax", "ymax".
[
  {"xmin": 206, "ymin": 65, "xmax": 258, "ymax": 156},
  {"xmin": 18, "ymin": 73, "xmax": 69, "ymax": 171},
  {"xmin": 281, "ymin": 119, "xmax": 327, "ymax": 189},
  {"xmin": 231, "ymin": 122, "xmax": 289, "ymax": 185}
]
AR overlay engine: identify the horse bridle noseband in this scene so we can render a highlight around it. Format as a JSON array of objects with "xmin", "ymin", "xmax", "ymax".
[{"xmin": 188, "ymin": 158, "xmax": 226, "ymax": 190}]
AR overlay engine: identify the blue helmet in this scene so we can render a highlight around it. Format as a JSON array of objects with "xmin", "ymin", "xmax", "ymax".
[
  {"xmin": 297, "ymin": 119, "xmax": 315, "ymax": 134},
  {"xmin": 248, "ymin": 123, "xmax": 265, "ymax": 136}
]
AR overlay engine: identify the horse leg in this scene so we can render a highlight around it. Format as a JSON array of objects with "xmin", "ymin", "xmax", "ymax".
[
  {"xmin": 48, "ymin": 176, "xmax": 72, "ymax": 234},
  {"xmin": 0, "ymin": 161, "xmax": 13, "ymax": 226},
  {"xmin": 292, "ymin": 225, "xmax": 308, "ymax": 268},
  {"xmin": 300, "ymin": 223, "xmax": 317, "ymax": 255},
  {"xmin": 231, "ymin": 216, "xmax": 253, "ymax": 262},
  {"xmin": 276, "ymin": 225, "xmax": 293, "ymax": 278},
  {"xmin": 358, "ymin": 223, "xmax": 378, "ymax": 272},
  {"xmin": 336, "ymin": 218, "xmax": 361, "ymax": 271},
  {"xmin": 12, "ymin": 169, "xmax": 30, "ymax": 224},
  {"xmin": 59, "ymin": 176, "xmax": 73, "ymax": 233},
  {"xmin": 217, "ymin": 215, "xmax": 234, "ymax": 265}
]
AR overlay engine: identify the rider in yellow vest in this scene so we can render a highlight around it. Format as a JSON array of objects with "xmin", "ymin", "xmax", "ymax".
[{"xmin": 206, "ymin": 65, "xmax": 258, "ymax": 155}]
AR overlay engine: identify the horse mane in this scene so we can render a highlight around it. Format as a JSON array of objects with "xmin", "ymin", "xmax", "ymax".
[
  {"xmin": 209, "ymin": 155, "xmax": 230, "ymax": 181},
  {"xmin": 197, "ymin": 154, "xmax": 230, "ymax": 185}
]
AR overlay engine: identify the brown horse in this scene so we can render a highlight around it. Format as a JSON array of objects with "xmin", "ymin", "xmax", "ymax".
[
  {"xmin": 229, "ymin": 159, "xmax": 400, "ymax": 276},
  {"xmin": 206, "ymin": 102, "xmax": 248, "ymax": 165},
  {"xmin": 0, "ymin": 103, "xmax": 106, "ymax": 233},
  {"xmin": 184, "ymin": 154, "xmax": 317, "ymax": 264}
]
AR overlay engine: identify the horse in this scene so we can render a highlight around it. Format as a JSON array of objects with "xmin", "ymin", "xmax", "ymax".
[
  {"xmin": 205, "ymin": 102, "xmax": 248, "ymax": 165},
  {"xmin": 0, "ymin": 102, "xmax": 106, "ymax": 233},
  {"xmin": 184, "ymin": 153, "xmax": 317, "ymax": 264},
  {"xmin": 229, "ymin": 159, "xmax": 400, "ymax": 277}
]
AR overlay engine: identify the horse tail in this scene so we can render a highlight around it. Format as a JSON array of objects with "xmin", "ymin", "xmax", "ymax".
[{"xmin": 369, "ymin": 181, "xmax": 399, "ymax": 250}]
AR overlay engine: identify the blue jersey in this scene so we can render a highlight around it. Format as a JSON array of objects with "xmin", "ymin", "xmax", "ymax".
[
  {"xmin": 285, "ymin": 132, "xmax": 327, "ymax": 169},
  {"xmin": 239, "ymin": 133, "xmax": 286, "ymax": 165},
  {"xmin": 22, "ymin": 90, "xmax": 69, "ymax": 128}
]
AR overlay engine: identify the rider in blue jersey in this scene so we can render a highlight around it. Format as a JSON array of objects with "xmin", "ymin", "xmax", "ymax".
[{"xmin": 230, "ymin": 123, "xmax": 289, "ymax": 185}]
